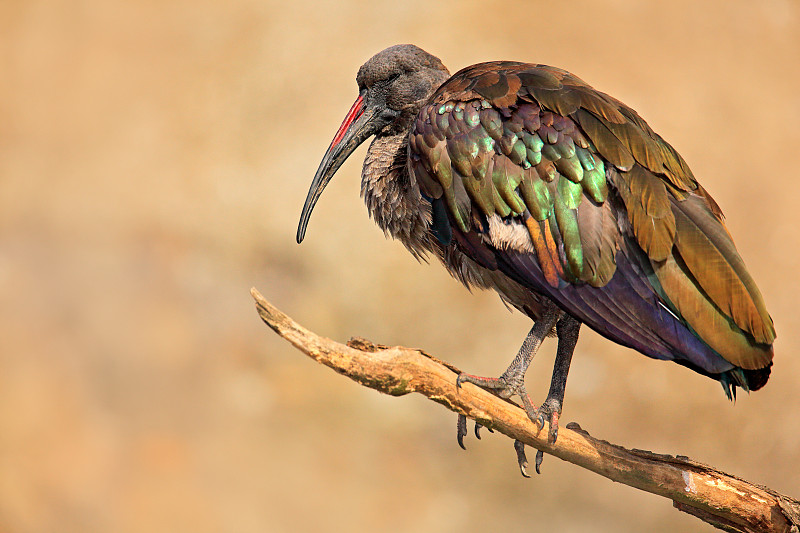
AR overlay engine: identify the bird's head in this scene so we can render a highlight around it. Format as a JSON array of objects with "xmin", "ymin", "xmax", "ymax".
[{"xmin": 296, "ymin": 44, "xmax": 450, "ymax": 243}]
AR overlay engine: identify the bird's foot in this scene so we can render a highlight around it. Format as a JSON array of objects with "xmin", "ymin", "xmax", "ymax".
[
  {"xmin": 455, "ymin": 372, "xmax": 562, "ymax": 442},
  {"xmin": 456, "ymin": 370, "xmax": 552, "ymax": 476},
  {"xmin": 531, "ymin": 397, "xmax": 562, "ymax": 444},
  {"xmin": 456, "ymin": 370, "xmax": 539, "ymax": 421},
  {"xmin": 516, "ymin": 397, "xmax": 562, "ymax": 476}
]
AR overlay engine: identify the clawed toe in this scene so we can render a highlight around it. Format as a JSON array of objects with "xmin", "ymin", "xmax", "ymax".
[
  {"xmin": 456, "ymin": 414, "xmax": 468, "ymax": 450},
  {"xmin": 535, "ymin": 412, "xmax": 546, "ymax": 431},
  {"xmin": 457, "ymin": 371, "xmax": 535, "ymax": 406},
  {"xmin": 457, "ymin": 373, "xmax": 512, "ymax": 397},
  {"xmin": 514, "ymin": 441, "xmax": 546, "ymax": 476},
  {"xmin": 475, "ymin": 421, "xmax": 492, "ymax": 439},
  {"xmin": 535, "ymin": 449, "xmax": 544, "ymax": 474},
  {"xmin": 514, "ymin": 440, "xmax": 530, "ymax": 478},
  {"xmin": 549, "ymin": 411, "xmax": 560, "ymax": 442}
]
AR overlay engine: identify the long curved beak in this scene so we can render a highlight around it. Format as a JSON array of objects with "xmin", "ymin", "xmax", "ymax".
[{"xmin": 297, "ymin": 94, "xmax": 376, "ymax": 243}]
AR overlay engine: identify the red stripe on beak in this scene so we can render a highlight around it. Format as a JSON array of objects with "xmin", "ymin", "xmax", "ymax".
[{"xmin": 331, "ymin": 95, "xmax": 365, "ymax": 148}]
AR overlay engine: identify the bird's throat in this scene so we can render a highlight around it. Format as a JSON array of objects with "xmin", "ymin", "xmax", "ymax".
[{"xmin": 361, "ymin": 132, "xmax": 433, "ymax": 259}]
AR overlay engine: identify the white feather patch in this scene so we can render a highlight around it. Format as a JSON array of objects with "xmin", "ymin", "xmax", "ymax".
[{"xmin": 486, "ymin": 215, "xmax": 536, "ymax": 254}]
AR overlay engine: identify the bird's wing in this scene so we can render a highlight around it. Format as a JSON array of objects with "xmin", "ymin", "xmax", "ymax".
[{"xmin": 409, "ymin": 62, "xmax": 774, "ymax": 371}]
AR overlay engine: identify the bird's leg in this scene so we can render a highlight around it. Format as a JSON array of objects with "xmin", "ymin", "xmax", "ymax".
[
  {"xmin": 457, "ymin": 305, "xmax": 561, "ymax": 418},
  {"xmin": 522, "ymin": 315, "xmax": 581, "ymax": 476},
  {"xmin": 532, "ymin": 314, "xmax": 580, "ymax": 444}
]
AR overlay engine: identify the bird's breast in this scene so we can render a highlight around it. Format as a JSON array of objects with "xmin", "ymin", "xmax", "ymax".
[{"xmin": 361, "ymin": 133, "xmax": 434, "ymax": 260}]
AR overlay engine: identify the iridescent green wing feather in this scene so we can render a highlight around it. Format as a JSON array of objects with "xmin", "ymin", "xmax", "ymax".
[{"xmin": 410, "ymin": 66, "xmax": 615, "ymax": 288}]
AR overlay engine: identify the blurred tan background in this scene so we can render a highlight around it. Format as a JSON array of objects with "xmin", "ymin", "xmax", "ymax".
[{"xmin": 1, "ymin": 0, "xmax": 799, "ymax": 531}]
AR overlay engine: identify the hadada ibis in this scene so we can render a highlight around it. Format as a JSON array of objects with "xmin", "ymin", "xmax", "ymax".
[{"xmin": 296, "ymin": 44, "xmax": 775, "ymax": 467}]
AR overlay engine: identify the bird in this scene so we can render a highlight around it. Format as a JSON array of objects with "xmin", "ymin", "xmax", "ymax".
[{"xmin": 296, "ymin": 44, "xmax": 775, "ymax": 469}]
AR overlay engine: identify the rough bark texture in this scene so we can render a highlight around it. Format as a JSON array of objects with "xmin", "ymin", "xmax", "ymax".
[{"xmin": 251, "ymin": 288, "xmax": 799, "ymax": 533}]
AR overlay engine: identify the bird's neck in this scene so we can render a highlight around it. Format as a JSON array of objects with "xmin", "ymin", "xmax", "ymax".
[{"xmin": 361, "ymin": 132, "xmax": 432, "ymax": 259}]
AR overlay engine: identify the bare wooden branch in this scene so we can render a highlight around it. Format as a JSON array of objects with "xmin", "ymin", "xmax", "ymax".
[{"xmin": 251, "ymin": 288, "xmax": 799, "ymax": 533}]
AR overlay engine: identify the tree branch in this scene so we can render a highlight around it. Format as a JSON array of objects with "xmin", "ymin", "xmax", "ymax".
[{"xmin": 251, "ymin": 288, "xmax": 799, "ymax": 533}]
